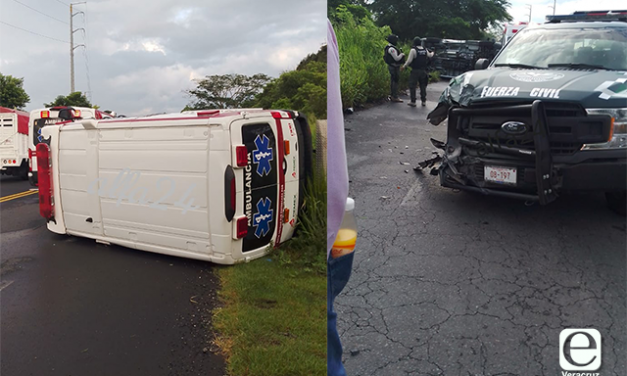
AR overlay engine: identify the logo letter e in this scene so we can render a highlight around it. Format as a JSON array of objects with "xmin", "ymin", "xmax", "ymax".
[{"xmin": 559, "ymin": 329, "xmax": 602, "ymax": 371}]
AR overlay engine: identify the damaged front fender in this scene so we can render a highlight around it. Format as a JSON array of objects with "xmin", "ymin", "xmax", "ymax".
[{"xmin": 427, "ymin": 72, "xmax": 476, "ymax": 125}]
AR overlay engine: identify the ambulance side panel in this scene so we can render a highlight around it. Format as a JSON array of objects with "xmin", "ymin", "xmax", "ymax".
[
  {"xmin": 96, "ymin": 124, "xmax": 213, "ymax": 258},
  {"xmin": 277, "ymin": 117, "xmax": 300, "ymax": 244}
]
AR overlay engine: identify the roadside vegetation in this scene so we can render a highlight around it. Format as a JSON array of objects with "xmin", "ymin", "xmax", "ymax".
[
  {"xmin": 211, "ymin": 51, "xmax": 327, "ymax": 376},
  {"xmin": 185, "ymin": 46, "xmax": 327, "ymax": 129},
  {"xmin": 329, "ymin": 0, "xmax": 509, "ymax": 109},
  {"xmin": 213, "ymin": 171, "xmax": 326, "ymax": 376},
  {"xmin": 0, "ymin": 73, "xmax": 30, "ymax": 110},
  {"xmin": 330, "ymin": 5, "xmax": 440, "ymax": 109}
]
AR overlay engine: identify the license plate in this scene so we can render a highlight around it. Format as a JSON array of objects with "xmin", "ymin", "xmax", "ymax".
[{"xmin": 484, "ymin": 165, "xmax": 517, "ymax": 185}]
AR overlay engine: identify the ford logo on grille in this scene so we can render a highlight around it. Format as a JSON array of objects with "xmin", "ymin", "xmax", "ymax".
[{"xmin": 501, "ymin": 121, "xmax": 527, "ymax": 135}]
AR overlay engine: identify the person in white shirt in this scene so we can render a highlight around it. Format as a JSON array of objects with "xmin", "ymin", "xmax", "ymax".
[
  {"xmin": 384, "ymin": 34, "xmax": 405, "ymax": 103},
  {"xmin": 401, "ymin": 36, "xmax": 434, "ymax": 107}
]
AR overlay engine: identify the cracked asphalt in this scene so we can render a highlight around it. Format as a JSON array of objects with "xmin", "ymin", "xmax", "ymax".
[{"xmin": 338, "ymin": 81, "xmax": 627, "ymax": 376}]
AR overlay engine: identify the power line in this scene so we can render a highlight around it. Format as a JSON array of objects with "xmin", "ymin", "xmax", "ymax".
[
  {"xmin": 0, "ymin": 20, "xmax": 69, "ymax": 43},
  {"xmin": 54, "ymin": 0, "xmax": 69, "ymax": 6},
  {"xmin": 11, "ymin": 0, "xmax": 69, "ymax": 25}
]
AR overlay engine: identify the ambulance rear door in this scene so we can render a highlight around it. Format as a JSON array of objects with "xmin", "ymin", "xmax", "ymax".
[{"xmin": 230, "ymin": 116, "xmax": 282, "ymax": 255}]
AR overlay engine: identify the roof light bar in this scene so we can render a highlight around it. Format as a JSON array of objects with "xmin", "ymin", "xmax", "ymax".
[{"xmin": 546, "ymin": 10, "xmax": 627, "ymax": 23}]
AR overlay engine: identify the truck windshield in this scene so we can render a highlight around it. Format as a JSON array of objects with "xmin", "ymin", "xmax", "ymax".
[{"xmin": 493, "ymin": 26, "xmax": 627, "ymax": 71}]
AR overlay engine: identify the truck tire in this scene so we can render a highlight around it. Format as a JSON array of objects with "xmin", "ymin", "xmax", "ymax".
[
  {"xmin": 606, "ymin": 191, "xmax": 626, "ymax": 216},
  {"xmin": 20, "ymin": 161, "xmax": 29, "ymax": 180}
]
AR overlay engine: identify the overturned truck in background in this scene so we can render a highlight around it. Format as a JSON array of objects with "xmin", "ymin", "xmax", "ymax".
[{"xmin": 422, "ymin": 38, "xmax": 502, "ymax": 78}]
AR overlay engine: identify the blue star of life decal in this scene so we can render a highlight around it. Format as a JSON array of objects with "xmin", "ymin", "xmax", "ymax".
[
  {"xmin": 37, "ymin": 128, "xmax": 43, "ymax": 143},
  {"xmin": 252, "ymin": 134, "xmax": 273, "ymax": 177},
  {"xmin": 252, "ymin": 198, "xmax": 274, "ymax": 238}
]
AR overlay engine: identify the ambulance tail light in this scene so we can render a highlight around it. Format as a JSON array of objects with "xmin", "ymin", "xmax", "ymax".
[
  {"xmin": 28, "ymin": 149, "xmax": 33, "ymax": 171},
  {"xmin": 36, "ymin": 143, "xmax": 54, "ymax": 220},
  {"xmin": 236, "ymin": 216, "xmax": 248, "ymax": 239},
  {"xmin": 41, "ymin": 111, "xmax": 50, "ymax": 118},
  {"xmin": 235, "ymin": 145, "xmax": 248, "ymax": 167},
  {"xmin": 224, "ymin": 165, "xmax": 236, "ymax": 222}
]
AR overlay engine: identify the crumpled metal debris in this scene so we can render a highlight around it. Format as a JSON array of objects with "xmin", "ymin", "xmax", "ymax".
[{"xmin": 414, "ymin": 153, "xmax": 442, "ymax": 171}]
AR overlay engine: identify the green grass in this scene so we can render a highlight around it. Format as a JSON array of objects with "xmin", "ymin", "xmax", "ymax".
[{"xmin": 213, "ymin": 169, "xmax": 327, "ymax": 376}]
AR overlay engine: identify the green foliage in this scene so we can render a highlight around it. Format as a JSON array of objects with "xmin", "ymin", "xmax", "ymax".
[
  {"xmin": 276, "ymin": 169, "xmax": 327, "ymax": 275},
  {"xmin": 44, "ymin": 92, "xmax": 94, "ymax": 108},
  {"xmin": 254, "ymin": 48, "xmax": 326, "ymax": 123},
  {"xmin": 296, "ymin": 45, "xmax": 326, "ymax": 70},
  {"xmin": 214, "ymin": 258, "xmax": 326, "ymax": 376},
  {"xmin": 186, "ymin": 73, "xmax": 271, "ymax": 110},
  {"xmin": 0, "ymin": 73, "xmax": 30, "ymax": 110},
  {"xmin": 212, "ymin": 170, "xmax": 327, "ymax": 376},
  {"xmin": 368, "ymin": 0, "xmax": 512, "ymax": 41},
  {"xmin": 331, "ymin": 6, "xmax": 394, "ymax": 108},
  {"xmin": 429, "ymin": 70, "xmax": 441, "ymax": 83}
]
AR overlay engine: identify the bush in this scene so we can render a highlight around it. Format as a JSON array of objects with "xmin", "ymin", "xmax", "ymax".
[
  {"xmin": 255, "ymin": 50, "xmax": 326, "ymax": 124},
  {"xmin": 429, "ymin": 70, "xmax": 441, "ymax": 83},
  {"xmin": 331, "ymin": 7, "xmax": 444, "ymax": 109},
  {"xmin": 332, "ymin": 6, "xmax": 392, "ymax": 109}
]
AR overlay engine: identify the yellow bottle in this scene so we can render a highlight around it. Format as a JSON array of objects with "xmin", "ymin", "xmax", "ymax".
[{"xmin": 332, "ymin": 198, "xmax": 357, "ymax": 258}]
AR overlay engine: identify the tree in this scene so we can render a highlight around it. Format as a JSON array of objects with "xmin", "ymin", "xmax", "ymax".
[
  {"xmin": 367, "ymin": 0, "xmax": 512, "ymax": 41},
  {"xmin": 44, "ymin": 91, "xmax": 94, "ymax": 108},
  {"xmin": 185, "ymin": 74, "xmax": 272, "ymax": 110},
  {"xmin": 255, "ymin": 48, "xmax": 327, "ymax": 121},
  {"xmin": 0, "ymin": 73, "xmax": 30, "ymax": 110}
]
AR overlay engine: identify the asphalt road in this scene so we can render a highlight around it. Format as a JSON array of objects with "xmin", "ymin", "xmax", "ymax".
[
  {"xmin": 338, "ymin": 81, "xmax": 627, "ymax": 376},
  {"xmin": 0, "ymin": 176, "xmax": 225, "ymax": 376}
]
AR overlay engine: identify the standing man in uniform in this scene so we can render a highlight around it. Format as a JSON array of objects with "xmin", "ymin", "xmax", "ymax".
[
  {"xmin": 384, "ymin": 34, "xmax": 405, "ymax": 103},
  {"xmin": 401, "ymin": 36, "xmax": 434, "ymax": 107}
]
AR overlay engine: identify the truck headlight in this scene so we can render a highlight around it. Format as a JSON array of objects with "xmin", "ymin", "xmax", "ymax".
[{"xmin": 582, "ymin": 108, "xmax": 627, "ymax": 150}]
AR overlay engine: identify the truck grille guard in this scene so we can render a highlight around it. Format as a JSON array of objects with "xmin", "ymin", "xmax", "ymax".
[{"xmin": 439, "ymin": 100, "xmax": 610, "ymax": 205}]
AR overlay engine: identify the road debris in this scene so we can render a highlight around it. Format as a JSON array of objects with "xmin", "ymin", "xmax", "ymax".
[{"xmin": 414, "ymin": 153, "xmax": 442, "ymax": 171}]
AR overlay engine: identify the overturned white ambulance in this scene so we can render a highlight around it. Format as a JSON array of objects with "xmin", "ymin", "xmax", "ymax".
[{"xmin": 36, "ymin": 109, "xmax": 312, "ymax": 264}]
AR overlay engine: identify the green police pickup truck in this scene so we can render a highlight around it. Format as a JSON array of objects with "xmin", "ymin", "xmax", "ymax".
[{"xmin": 428, "ymin": 11, "xmax": 627, "ymax": 215}]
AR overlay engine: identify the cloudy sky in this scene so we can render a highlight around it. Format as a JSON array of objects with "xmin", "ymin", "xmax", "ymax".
[
  {"xmin": 508, "ymin": 0, "xmax": 626, "ymax": 24},
  {"xmin": 0, "ymin": 0, "xmax": 326, "ymax": 116}
]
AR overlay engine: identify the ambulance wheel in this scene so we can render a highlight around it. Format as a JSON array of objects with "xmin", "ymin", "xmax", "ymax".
[{"xmin": 606, "ymin": 191, "xmax": 626, "ymax": 216}]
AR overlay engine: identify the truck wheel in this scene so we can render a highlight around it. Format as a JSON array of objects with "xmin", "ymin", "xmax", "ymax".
[
  {"xmin": 20, "ymin": 162, "xmax": 29, "ymax": 180},
  {"xmin": 606, "ymin": 191, "xmax": 626, "ymax": 216}
]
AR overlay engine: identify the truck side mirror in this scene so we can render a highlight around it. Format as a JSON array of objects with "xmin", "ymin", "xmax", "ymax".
[{"xmin": 475, "ymin": 58, "xmax": 490, "ymax": 70}]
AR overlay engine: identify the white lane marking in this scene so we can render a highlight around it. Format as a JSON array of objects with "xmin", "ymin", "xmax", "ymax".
[
  {"xmin": 400, "ymin": 179, "xmax": 423, "ymax": 207},
  {"xmin": 0, "ymin": 280, "xmax": 15, "ymax": 291}
]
